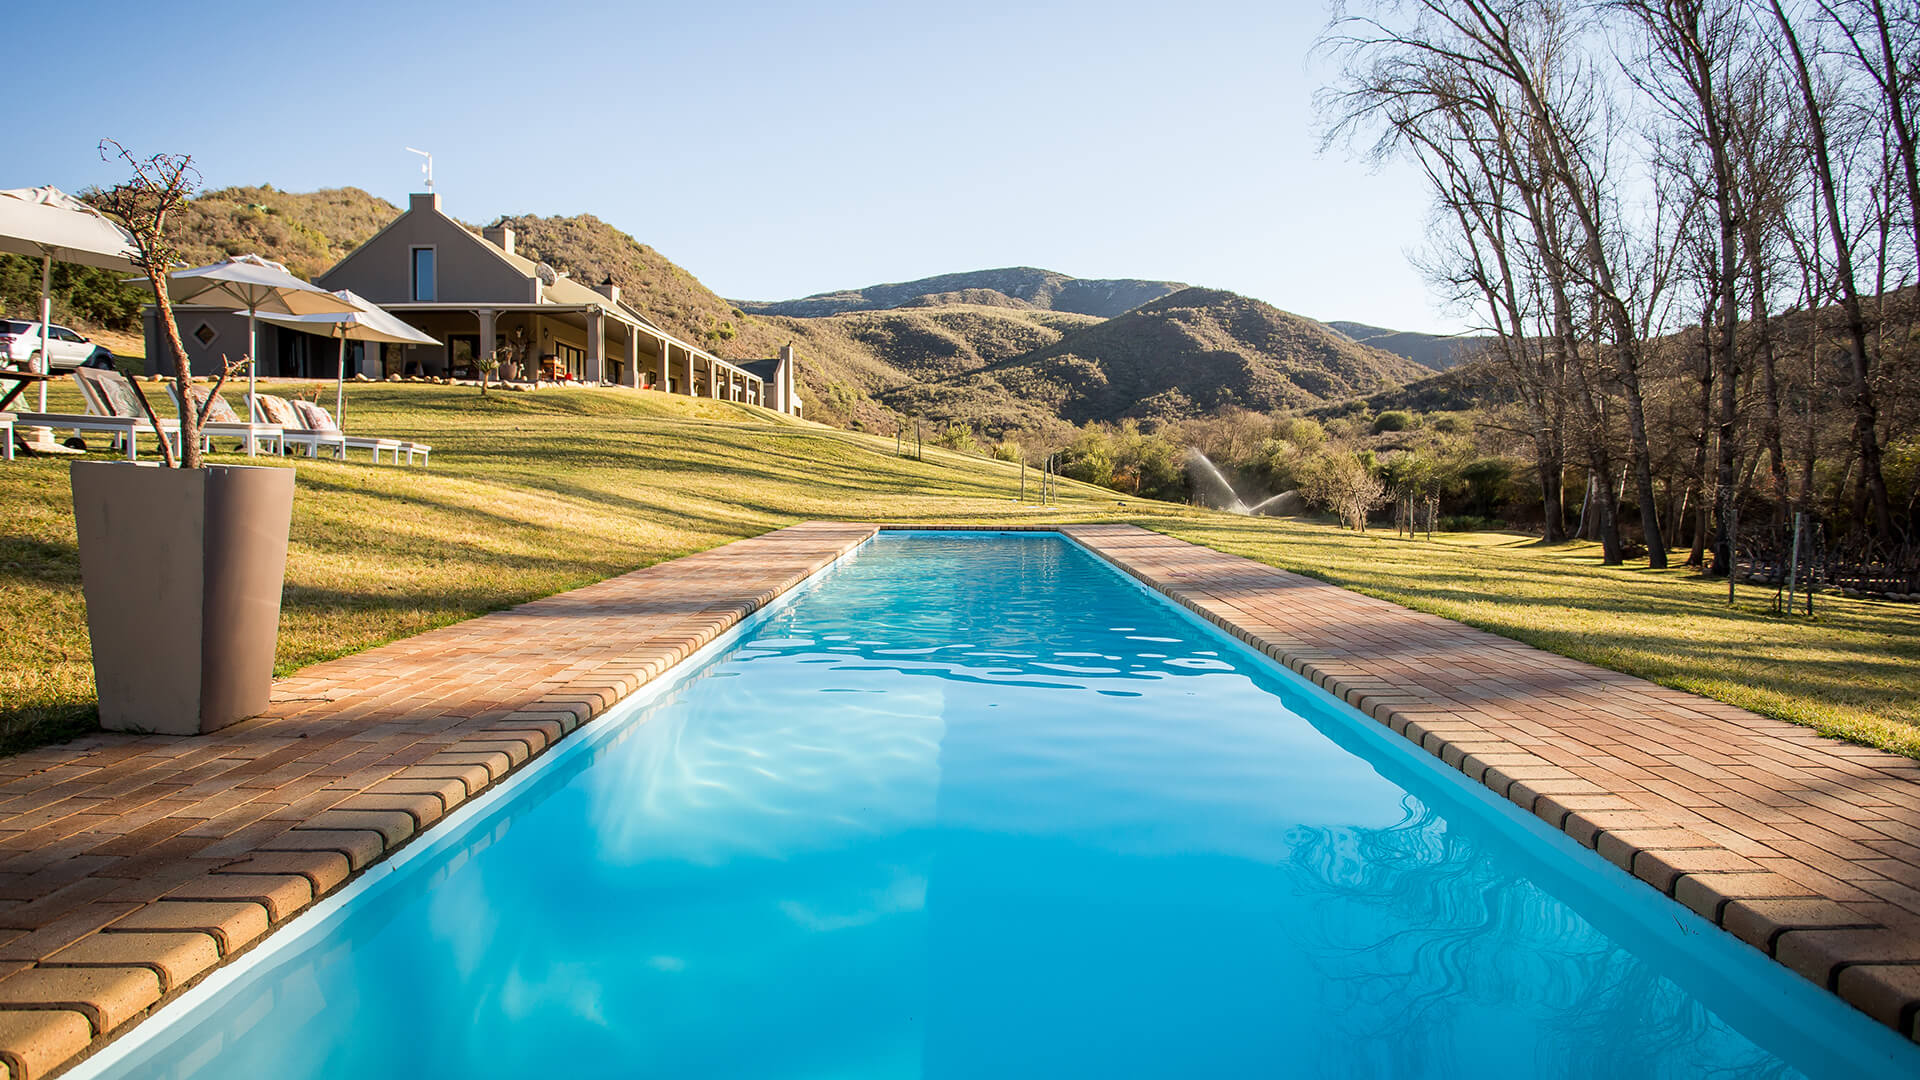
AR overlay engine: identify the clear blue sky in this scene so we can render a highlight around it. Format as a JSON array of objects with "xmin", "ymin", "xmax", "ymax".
[{"xmin": 18, "ymin": 0, "xmax": 1456, "ymax": 331}]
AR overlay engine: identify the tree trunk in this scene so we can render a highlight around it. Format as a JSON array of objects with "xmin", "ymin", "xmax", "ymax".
[
  {"xmin": 1618, "ymin": 354, "xmax": 1666, "ymax": 567},
  {"xmin": 149, "ymin": 266, "xmax": 193, "ymax": 469},
  {"xmin": 1537, "ymin": 436, "xmax": 1565, "ymax": 542},
  {"xmin": 1688, "ymin": 320, "xmax": 1713, "ymax": 567}
]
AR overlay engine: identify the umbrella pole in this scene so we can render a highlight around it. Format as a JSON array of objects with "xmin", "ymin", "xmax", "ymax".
[
  {"xmin": 247, "ymin": 307, "xmax": 258, "ymax": 457},
  {"xmin": 37, "ymin": 256, "xmax": 51, "ymax": 414},
  {"xmin": 335, "ymin": 328, "xmax": 347, "ymax": 433}
]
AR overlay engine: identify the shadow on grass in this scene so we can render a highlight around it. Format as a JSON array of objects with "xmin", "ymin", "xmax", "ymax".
[
  {"xmin": 0, "ymin": 535, "xmax": 80, "ymax": 587},
  {"xmin": 0, "ymin": 700, "xmax": 100, "ymax": 758}
]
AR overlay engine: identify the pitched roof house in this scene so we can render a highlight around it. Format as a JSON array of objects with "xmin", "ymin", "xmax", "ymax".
[{"xmin": 146, "ymin": 192, "xmax": 802, "ymax": 414}]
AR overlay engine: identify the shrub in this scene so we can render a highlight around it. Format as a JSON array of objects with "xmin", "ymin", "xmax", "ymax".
[
  {"xmin": 1275, "ymin": 416, "xmax": 1325, "ymax": 454},
  {"xmin": 1461, "ymin": 457, "xmax": 1519, "ymax": 518},
  {"xmin": 933, "ymin": 422, "xmax": 980, "ymax": 454},
  {"xmin": 1298, "ymin": 451, "xmax": 1386, "ymax": 531},
  {"xmin": 1059, "ymin": 427, "xmax": 1116, "ymax": 488},
  {"xmin": 1372, "ymin": 410, "xmax": 1414, "ymax": 433}
]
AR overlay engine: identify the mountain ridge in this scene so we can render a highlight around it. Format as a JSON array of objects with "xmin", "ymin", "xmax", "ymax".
[
  {"xmin": 735, "ymin": 267, "xmax": 1188, "ymax": 320},
  {"xmin": 1326, "ymin": 319, "xmax": 1483, "ymax": 370}
]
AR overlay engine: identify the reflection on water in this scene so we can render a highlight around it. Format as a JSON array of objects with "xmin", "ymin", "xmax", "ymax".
[
  {"xmin": 105, "ymin": 535, "xmax": 1892, "ymax": 1079},
  {"xmin": 1283, "ymin": 800, "xmax": 1796, "ymax": 1079}
]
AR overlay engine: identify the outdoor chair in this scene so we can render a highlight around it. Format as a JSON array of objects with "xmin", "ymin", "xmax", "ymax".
[
  {"xmin": 248, "ymin": 393, "xmax": 349, "ymax": 460},
  {"xmin": 164, "ymin": 383, "xmax": 284, "ymax": 456},
  {"xmin": 6, "ymin": 369, "xmax": 173, "ymax": 460},
  {"xmin": 0, "ymin": 412, "xmax": 12, "ymax": 461},
  {"xmin": 250, "ymin": 393, "xmax": 430, "ymax": 465}
]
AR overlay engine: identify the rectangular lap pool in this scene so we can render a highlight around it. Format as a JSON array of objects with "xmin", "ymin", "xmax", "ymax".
[{"xmin": 85, "ymin": 533, "xmax": 1919, "ymax": 1079}]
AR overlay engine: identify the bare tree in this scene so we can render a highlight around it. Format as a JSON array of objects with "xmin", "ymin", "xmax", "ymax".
[
  {"xmin": 1770, "ymin": 0, "xmax": 1897, "ymax": 535},
  {"xmin": 92, "ymin": 141, "xmax": 200, "ymax": 469},
  {"xmin": 1324, "ymin": 0, "xmax": 1646, "ymax": 559}
]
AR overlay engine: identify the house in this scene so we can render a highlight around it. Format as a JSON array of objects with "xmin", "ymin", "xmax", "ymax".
[
  {"xmin": 145, "ymin": 192, "xmax": 803, "ymax": 414},
  {"xmin": 741, "ymin": 345, "xmax": 802, "ymax": 418}
]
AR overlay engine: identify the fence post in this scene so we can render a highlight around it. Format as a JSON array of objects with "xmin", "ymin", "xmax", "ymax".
[
  {"xmin": 915, "ymin": 421, "xmax": 922, "ymax": 461},
  {"xmin": 1727, "ymin": 504, "xmax": 1738, "ymax": 605},
  {"xmin": 1020, "ymin": 460, "xmax": 1026, "ymax": 503},
  {"xmin": 1785, "ymin": 512, "xmax": 1804, "ymax": 615}
]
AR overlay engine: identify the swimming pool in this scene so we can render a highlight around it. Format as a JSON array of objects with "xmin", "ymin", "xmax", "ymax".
[{"xmin": 84, "ymin": 532, "xmax": 1919, "ymax": 1078}]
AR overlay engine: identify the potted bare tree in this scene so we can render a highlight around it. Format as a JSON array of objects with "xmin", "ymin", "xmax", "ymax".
[{"xmin": 69, "ymin": 142, "xmax": 296, "ymax": 735}]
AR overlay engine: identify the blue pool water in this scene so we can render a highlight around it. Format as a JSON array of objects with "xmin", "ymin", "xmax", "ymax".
[{"xmin": 96, "ymin": 533, "xmax": 1917, "ymax": 1079}]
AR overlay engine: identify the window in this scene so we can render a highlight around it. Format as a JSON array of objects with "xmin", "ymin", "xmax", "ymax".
[
  {"xmin": 193, "ymin": 323, "xmax": 217, "ymax": 346},
  {"xmin": 411, "ymin": 247, "xmax": 436, "ymax": 301},
  {"xmin": 555, "ymin": 341, "xmax": 584, "ymax": 379}
]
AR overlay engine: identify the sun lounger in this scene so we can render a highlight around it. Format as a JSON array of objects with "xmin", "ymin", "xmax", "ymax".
[
  {"xmin": 5, "ymin": 411, "xmax": 147, "ymax": 459},
  {"xmin": 70, "ymin": 368, "xmax": 185, "ymax": 459},
  {"xmin": 250, "ymin": 393, "xmax": 429, "ymax": 465},
  {"xmin": 164, "ymin": 383, "xmax": 284, "ymax": 456},
  {"xmin": 8, "ymin": 371, "xmax": 172, "ymax": 460},
  {"xmin": 247, "ymin": 393, "xmax": 350, "ymax": 459}
]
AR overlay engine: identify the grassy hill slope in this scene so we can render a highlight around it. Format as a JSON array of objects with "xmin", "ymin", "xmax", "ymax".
[
  {"xmin": 173, "ymin": 186, "xmax": 402, "ymax": 280},
  {"xmin": 4, "ymin": 381, "xmax": 1914, "ymax": 762}
]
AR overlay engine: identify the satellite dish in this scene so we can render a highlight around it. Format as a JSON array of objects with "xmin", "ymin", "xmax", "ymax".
[{"xmin": 535, "ymin": 262, "xmax": 558, "ymax": 286}]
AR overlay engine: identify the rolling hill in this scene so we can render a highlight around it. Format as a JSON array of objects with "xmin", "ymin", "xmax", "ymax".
[
  {"xmin": 735, "ymin": 267, "xmax": 1187, "ymax": 319},
  {"xmin": 1326, "ymin": 320, "xmax": 1484, "ymax": 370},
  {"xmin": 953, "ymin": 290, "xmax": 1434, "ymax": 424}
]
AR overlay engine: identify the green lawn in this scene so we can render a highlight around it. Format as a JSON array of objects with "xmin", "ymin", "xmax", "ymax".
[
  {"xmin": 3, "ymin": 381, "xmax": 1915, "ymax": 760},
  {"xmin": 1153, "ymin": 519, "xmax": 1920, "ymax": 759}
]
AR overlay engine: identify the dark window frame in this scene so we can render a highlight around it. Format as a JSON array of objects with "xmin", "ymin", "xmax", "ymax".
[{"xmin": 410, "ymin": 246, "xmax": 437, "ymax": 302}]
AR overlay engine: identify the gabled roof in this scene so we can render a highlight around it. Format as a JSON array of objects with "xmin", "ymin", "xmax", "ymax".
[
  {"xmin": 740, "ymin": 357, "xmax": 784, "ymax": 381},
  {"xmin": 322, "ymin": 194, "xmax": 756, "ymax": 379}
]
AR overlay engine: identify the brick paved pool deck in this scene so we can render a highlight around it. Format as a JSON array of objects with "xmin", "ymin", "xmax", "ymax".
[{"xmin": 0, "ymin": 522, "xmax": 1916, "ymax": 1076}]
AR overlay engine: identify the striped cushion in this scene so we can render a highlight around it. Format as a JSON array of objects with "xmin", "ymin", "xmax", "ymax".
[
  {"xmin": 291, "ymin": 400, "xmax": 338, "ymax": 432},
  {"xmin": 253, "ymin": 394, "xmax": 298, "ymax": 427},
  {"xmin": 183, "ymin": 385, "xmax": 241, "ymax": 425}
]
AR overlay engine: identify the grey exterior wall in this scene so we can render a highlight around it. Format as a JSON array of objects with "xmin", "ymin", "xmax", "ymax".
[
  {"xmin": 318, "ymin": 193, "xmax": 534, "ymax": 306},
  {"xmin": 144, "ymin": 308, "xmax": 372, "ymax": 380}
]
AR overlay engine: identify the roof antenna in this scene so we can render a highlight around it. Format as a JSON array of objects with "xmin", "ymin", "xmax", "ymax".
[{"xmin": 405, "ymin": 147, "xmax": 434, "ymax": 192}]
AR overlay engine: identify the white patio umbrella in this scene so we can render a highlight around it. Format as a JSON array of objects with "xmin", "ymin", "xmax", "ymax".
[
  {"xmin": 0, "ymin": 186, "xmax": 140, "ymax": 413},
  {"xmin": 252, "ymin": 290, "xmax": 439, "ymax": 431},
  {"xmin": 154, "ymin": 255, "xmax": 356, "ymax": 455}
]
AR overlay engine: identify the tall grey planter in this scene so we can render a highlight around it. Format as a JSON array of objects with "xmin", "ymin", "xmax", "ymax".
[{"xmin": 71, "ymin": 461, "xmax": 295, "ymax": 735}]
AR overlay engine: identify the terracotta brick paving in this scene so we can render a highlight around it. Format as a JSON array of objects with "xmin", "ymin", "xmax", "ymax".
[
  {"xmin": 0, "ymin": 522, "xmax": 874, "ymax": 1078},
  {"xmin": 1058, "ymin": 522, "xmax": 1920, "ymax": 1044},
  {"xmin": 4, "ymin": 520, "xmax": 1917, "ymax": 1075}
]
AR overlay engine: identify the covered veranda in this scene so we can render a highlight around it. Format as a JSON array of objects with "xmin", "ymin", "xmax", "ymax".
[{"xmin": 369, "ymin": 302, "xmax": 764, "ymax": 403}]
